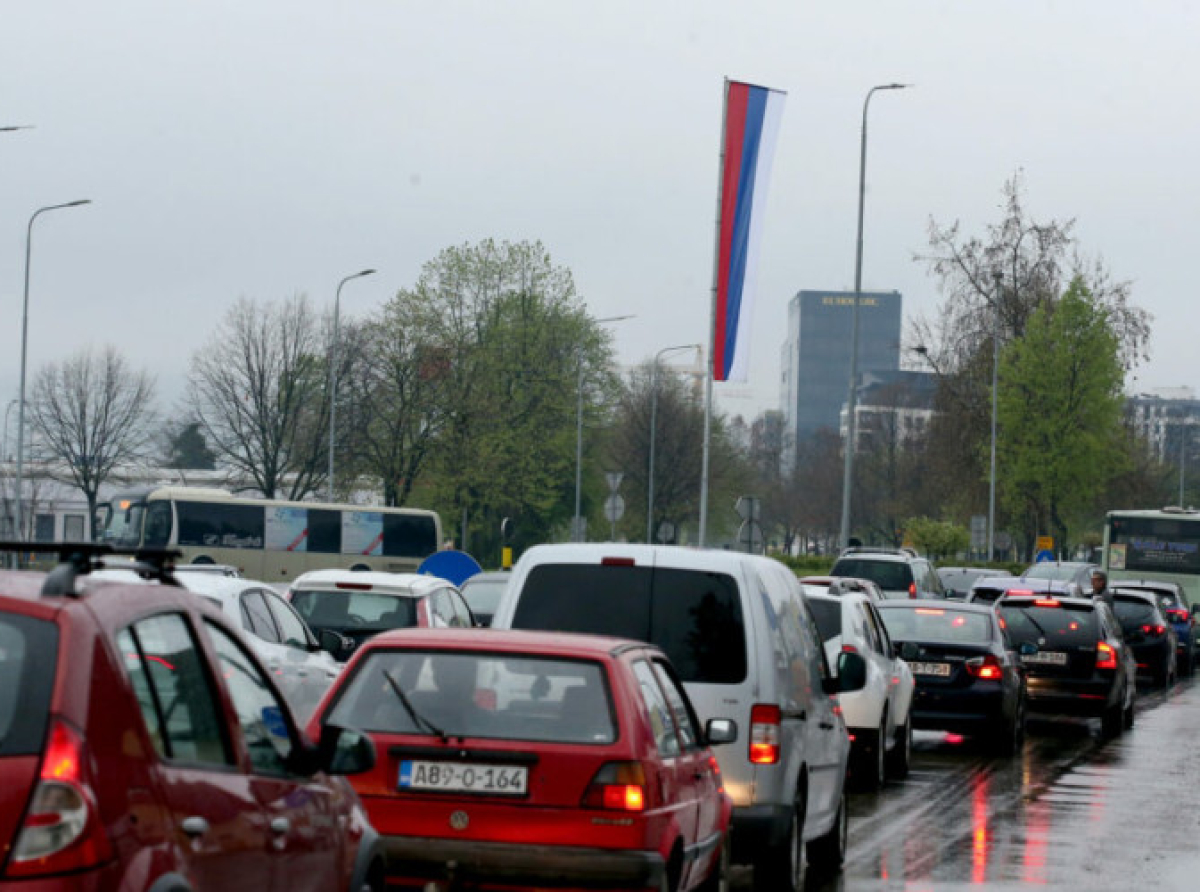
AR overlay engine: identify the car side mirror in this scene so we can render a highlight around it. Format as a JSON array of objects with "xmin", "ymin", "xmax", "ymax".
[
  {"xmin": 316, "ymin": 628, "xmax": 351, "ymax": 659},
  {"xmin": 704, "ymin": 718, "xmax": 738, "ymax": 746},
  {"xmin": 835, "ymin": 651, "xmax": 867, "ymax": 693},
  {"xmin": 316, "ymin": 724, "xmax": 376, "ymax": 776}
]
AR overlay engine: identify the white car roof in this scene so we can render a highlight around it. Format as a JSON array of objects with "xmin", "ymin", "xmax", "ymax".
[{"xmin": 287, "ymin": 569, "xmax": 446, "ymax": 597}]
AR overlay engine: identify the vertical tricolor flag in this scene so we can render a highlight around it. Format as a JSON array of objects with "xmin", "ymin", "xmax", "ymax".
[{"xmin": 711, "ymin": 80, "xmax": 786, "ymax": 382}]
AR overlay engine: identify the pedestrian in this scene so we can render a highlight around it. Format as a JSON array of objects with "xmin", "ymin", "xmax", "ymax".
[{"xmin": 1090, "ymin": 569, "xmax": 1113, "ymax": 604}]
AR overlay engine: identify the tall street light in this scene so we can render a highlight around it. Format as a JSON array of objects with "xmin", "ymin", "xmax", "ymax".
[
  {"xmin": 327, "ymin": 269, "xmax": 376, "ymax": 500},
  {"xmin": 839, "ymin": 83, "xmax": 910, "ymax": 549},
  {"xmin": 647, "ymin": 344, "xmax": 700, "ymax": 543},
  {"xmin": 15, "ymin": 200, "xmax": 91, "ymax": 552},
  {"xmin": 573, "ymin": 315, "xmax": 634, "ymax": 542},
  {"xmin": 988, "ymin": 270, "xmax": 1002, "ymax": 561}
]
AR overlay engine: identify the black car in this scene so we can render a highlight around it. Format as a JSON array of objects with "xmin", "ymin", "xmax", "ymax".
[
  {"xmin": 967, "ymin": 577, "xmax": 1080, "ymax": 605},
  {"xmin": 1109, "ymin": 590, "xmax": 1177, "ymax": 687},
  {"xmin": 996, "ymin": 594, "xmax": 1136, "ymax": 738},
  {"xmin": 938, "ymin": 567, "xmax": 1011, "ymax": 600},
  {"xmin": 1110, "ymin": 580, "xmax": 1196, "ymax": 676},
  {"xmin": 876, "ymin": 600, "xmax": 1027, "ymax": 754}
]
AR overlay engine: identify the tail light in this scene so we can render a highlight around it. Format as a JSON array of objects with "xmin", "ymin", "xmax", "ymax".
[
  {"xmin": 1096, "ymin": 641, "xmax": 1118, "ymax": 670},
  {"xmin": 908, "ymin": 583, "xmax": 917, "ymax": 598},
  {"xmin": 1140, "ymin": 624, "xmax": 1167, "ymax": 637},
  {"xmin": 1034, "ymin": 599, "xmax": 1061, "ymax": 608},
  {"xmin": 841, "ymin": 643, "xmax": 859, "ymax": 655},
  {"xmin": 5, "ymin": 719, "xmax": 112, "ymax": 878},
  {"xmin": 1166, "ymin": 609, "xmax": 1188, "ymax": 623},
  {"xmin": 582, "ymin": 761, "xmax": 647, "ymax": 812},
  {"xmin": 965, "ymin": 655, "xmax": 1004, "ymax": 680},
  {"xmin": 749, "ymin": 704, "xmax": 781, "ymax": 765}
]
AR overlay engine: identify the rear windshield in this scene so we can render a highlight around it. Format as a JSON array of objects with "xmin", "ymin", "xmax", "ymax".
[
  {"xmin": 460, "ymin": 578, "xmax": 507, "ymax": 615},
  {"xmin": 831, "ymin": 559, "xmax": 912, "ymax": 592},
  {"xmin": 808, "ymin": 599, "xmax": 842, "ymax": 643},
  {"xmin": 290, "ymin": 589, "xmax": 417, "ymax": 632},
  {"xmin": 996, "ymin": 603, "xmax": 1098, "ymax": 647},
  {"xmin": 327, "ymin": 650, "xmax": 616, "ymax": 744},
  {"xmin": 511, "ymin": 564, "xmax": 747, "ymax": 684},
  {"xmin": 1112, "ymin": 597, "xmax": 1158, "ymax": 626},
  {"xmin": 878, "ymin": 606, "xmax": 993, "ymax": 645},
  {"xmin": 0, "ymin": 614, "xmax": 58, "ymax": 756}
]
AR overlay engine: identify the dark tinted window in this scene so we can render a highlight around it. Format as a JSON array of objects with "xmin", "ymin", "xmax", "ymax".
[
  {"xmin": 808, "ymin": 598, "xmax": 842, "ymax": 642},
  {"xmin": 383, "ymin": 513, "xmax": 438, "ymax": 558},
  {"xmin": 144, "ymin": 500, "xmax": 173, "ymax": 547},
  {"xmin": 997, "ymin": 603, "xmax": 1099, "ymax": 648},
  {"xmin": 512, "ymin": 564, "xmax": 747, "ymax": 684},
  {"xmin": 308, "ymin": 509, "xmax": 341, "ymax": 554},
  {"xmin": 1108, "ymin": 516, "xmax": 1200, "ymax": 574},
  {"xmin": 241, "ymin": 591, "xmax": 279, "ymax": 642},
  {"xmin": 0, "ymin": 614, "xmax": 56, "ymax": 756},
  {"xmin": 1112, "ymin": 597, "xmax": 1158, "ymax": 627},
  {"xmin": 291, "ymin": 589, "xmax": 418, "ymax": 632},
  {"xmin": 177, "ymin": 501, "xmax": 265, "ymax": 549},
  {"xmin": 831, "ymin": 559, "xmax": 912, "ymax": 592}
]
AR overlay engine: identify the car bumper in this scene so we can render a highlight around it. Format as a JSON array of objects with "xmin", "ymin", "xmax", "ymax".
[
  {"xmin": 380, "ymin": 835, "xmax": 664, "ymax": 888},
  {"xmin": 730, "ymin": 803, "xmax": 792, "ymax": 862},
  {"xmin": 1025, "ymin": 676, "xmax": 1117, "ymax": 716},
  {"xmin": 909, "ymin": 684, "xmax": 1008, "ymax": 733}
]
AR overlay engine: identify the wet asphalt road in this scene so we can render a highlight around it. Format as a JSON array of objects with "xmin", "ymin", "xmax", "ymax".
[{"xmin": 733, "ymin": 675, "xmax": 1200, "ymax": 891}]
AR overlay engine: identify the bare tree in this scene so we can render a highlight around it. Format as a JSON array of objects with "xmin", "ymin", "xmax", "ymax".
[
  {"xmin": 28, "ymin": 345, "xmax": 157, "ymax": 535},
  {"xmin": 188, "ymin": 295, "xmax": 330, "ymax": 500}
]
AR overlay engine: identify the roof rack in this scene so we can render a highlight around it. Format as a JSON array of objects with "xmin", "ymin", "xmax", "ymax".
[
  {"xmin": 0, "ymin": 541, "xmax": 183, "ymax": 597},
  {"xmin": 838, "ymin": 545, "xmax": 919, "ymax": 558}
]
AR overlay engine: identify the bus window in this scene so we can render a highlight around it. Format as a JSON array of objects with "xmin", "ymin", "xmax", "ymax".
[
  {"xmin": 308, "ymin": 509, "xmax": 341, "ymax": 554},
  {"xmin": 177, "ymin": 502, "xmax": 264, "ymax": 549},
  {"xmin": 102, "ymin": 500, "xmax": 146, "ymax": 547},
  {"xmin": 144, "ymin": 501, "xmax": 173, "ymax": 547},
  {"xmin": 383, "ymin": 513, "xmax": 437, "ymax": 558}
]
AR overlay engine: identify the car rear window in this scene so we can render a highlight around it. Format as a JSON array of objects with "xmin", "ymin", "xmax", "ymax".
[
  {"xmin": 327, "ymin": 650, "xmax": 616, "ymax": 744},
  {"xmin": 831, "ymin": 559, "xmax": 912, "ymax": 592},
  {"xmin": 1112, "ymin": 597, "xmax": 1158, "ymax": 626},
  {"xmin": 996, "ymin": 603, "xmax": 1098, "ymax": 647},
  {"xmin": 511, "ymin": 564, "xmax": 747, "ymax": 684},
  {"xmin": 878, "ymin": 606, "xmax": 993, "ymax": 644},
  {"xmin": 0, "ymin": 614, "xmax": 58, "ymax": 756},
  {"xmin": 291, "ymin": 589, "xmax": 417, "ymax": 631},
  {"xmin": 807, "ymin": 599, "xmax": 842, "ymax": 642}
]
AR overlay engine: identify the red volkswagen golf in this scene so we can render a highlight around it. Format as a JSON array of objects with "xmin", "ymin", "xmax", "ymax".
[
  {"xmin": 0, "ymin": 543, "xmax": 382, "ymax": 891},
  {"xmin": 309, "ymin": 628, "xmax": 737, "ymax": 891}
]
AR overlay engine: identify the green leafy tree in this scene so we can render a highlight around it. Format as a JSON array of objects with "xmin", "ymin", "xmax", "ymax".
[
  {"xmin": 997, "ymin": 277, "xmax": 1126, "ymax": 555},
  {"xmin": 904, "ymin": 517, "xmax": 969, "ymax": 560}
]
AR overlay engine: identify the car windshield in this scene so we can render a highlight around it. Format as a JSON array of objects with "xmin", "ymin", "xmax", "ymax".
[
  {"xmin": 327, "ymin": 650, "xmax": 616, "ymax": 744},
  {"xmin": 878, "ymin": 606, "xmax": 992, "ymax": 644},
  {"xmin": 290, "ymin": 589, "xmax": 417, "ymax": 632},
  {"xmin": 99, "ymin": 499, "xmax": 145, "ymax": 547},
  {"xmin": 831, "ymin": 559, "xmax": 912, "ymax": 592},
  {"xmin": 997, "ymin": 603, "xmax": 1098, "ymax": 648}
]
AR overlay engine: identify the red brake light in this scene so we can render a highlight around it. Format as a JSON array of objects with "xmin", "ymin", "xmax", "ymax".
[
  {"xmin": 915, "ymin": 608, "xmax": 945, "ymax": 616},
  {"xmin": 1141, "ymin": 624, "xmax": 1166, "ymax": 637},
  {"xmin": 5, "ymin": 720, "xmax": 112, "ymax": 878},
  {"xmin": 582, "ymin": 762, "xmax": 647, "ymax": 811},
  {"xmin": 1034, "ymin": 599, "xmax": 1060, "ymax": 608},
  {"xmin": 908, "ymin": 582, "xmax": 917, "ymax": 598},
  {"xmin": 1007, "ymin": 589, "xmax": 1036, "ymax": 597},
  {"xmin": 749, "ymin": 703, "xmax": 781, "ymax": 765},
  {"xmin": 841, "ymin": 643, "xmax": 859, "ymax": 655},
  {"xmin": 600, "ymin": 557, "xmax": 636, "ymax": 567},
  {"xmin": 1167, "ymin": 609, "xmax": 1188, "ymax": 622},
  {"xmin": 334, "ymin": 582, "xmax": 373, "ymax": 591},
  {"xmin": 1096, "ymin": 641, "xmax": 1118, "ymax": 670},
  {"xmin": 965, "ymin": 655, "xmax": 1003, "ymax": 680}
]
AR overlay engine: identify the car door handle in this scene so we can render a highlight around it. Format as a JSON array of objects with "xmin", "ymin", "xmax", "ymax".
[
  {"xmin": 270, "ymin": 817, "xmax": 291, "ymax": 835},
  {"xmin": 181, "ymin": 816, "xmax": 210, "ymax": 837}
]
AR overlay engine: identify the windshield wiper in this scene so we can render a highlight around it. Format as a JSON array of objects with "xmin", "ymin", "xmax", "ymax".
[{"xmin": 383, "ymin": 669, "xmax": 447, "ymax": 742}]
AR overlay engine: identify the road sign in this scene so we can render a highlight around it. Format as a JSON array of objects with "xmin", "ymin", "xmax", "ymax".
[
  {"xmin": 417, "ymin": 550, "xmax": 484, "ymax": 586},
  {"xmin": 1036, "ymin": 535, "xmax": 1054, "ymax": 553},
  {"xmin": 970, "ymin": 515, "xmax": 986, "ymax": 549},
  {"xmin": 604, "ymin": 494, "xmax": 625, "ymax": 522},
  {"xmin": 735, "ymin": 496, "xmax": 760, "ymax": 522},
  {"xmin": 1035, "ymin": 549, "xmax": 1055, "ymax": 563},
  {"xmin": 605, "ymin": 472, "xmax": 623, "ymax": 492}
]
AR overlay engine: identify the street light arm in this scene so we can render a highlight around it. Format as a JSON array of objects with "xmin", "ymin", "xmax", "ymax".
[{"xmin": 328, "ymin": 268, "xmax": 378, "ymax": 500}]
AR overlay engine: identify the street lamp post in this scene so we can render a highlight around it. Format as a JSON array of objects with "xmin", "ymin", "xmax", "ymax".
[
  {"xmin": 647, "ymin": 344, "xmax": 699, "ymax": 543},
  {"xmin": 327, "ymin": 269, "xmax": 376, "ymax": 501},
  {"xmin": 988, "ymin": 270, "xmax": 1002, "ymax": 562},
  {"xmin": 14, "ymin": 200, "xmax": 91, "ymax": 554},
  {"xmin": 839, "ymin": 83, "xmax": 909, "ymax": 549},
  {"xmin": 573, "ymin": 315, "xmax": 633, "ymax": 542}
]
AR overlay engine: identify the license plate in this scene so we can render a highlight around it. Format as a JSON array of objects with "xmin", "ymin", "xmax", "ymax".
[
  {"xmin": 399, "ymin": 761, "xmax": 528, "ymax": 795},
  {"xmin": 910, "ymin": 662, "xmax": 952, "ymax": 677},
  {"xmin": 1022, "ymin": 651, "xmax": 1068, "ymax": 666}
]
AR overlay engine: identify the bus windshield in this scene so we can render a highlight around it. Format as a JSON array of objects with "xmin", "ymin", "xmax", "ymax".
[
  {"xmin": 99, "ymin": 499, "xmax": 146, "ymax": 547},
  {"xmin": 1106, "ymin": 514, "xmax": 1200, "ymax": 575}
]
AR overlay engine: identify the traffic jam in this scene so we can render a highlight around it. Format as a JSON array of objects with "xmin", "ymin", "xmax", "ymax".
[{"xmin": 0, "ymin": 540, "xmax": 1195, "ymax": 892}]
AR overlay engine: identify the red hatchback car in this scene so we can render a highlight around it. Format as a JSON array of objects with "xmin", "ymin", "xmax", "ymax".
[
  {"xmin": 309, "ymin": 628, "xmax": 737, "ymax": 891},
  {"xmin": 0, "ymin": 544, "xmax": 382, "ymax": 891}
]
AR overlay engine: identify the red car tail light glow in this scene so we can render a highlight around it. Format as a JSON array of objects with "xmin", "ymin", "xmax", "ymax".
[
  {"xmin": 6, "ymin": 720, "xmax": 112, "ymax": 878},
  {"xmin": 334, "ymin": 582, "xmax": 373, "ymax": 591},
  {"xmin": 908, "ymin": 583, "xmax": 917, "ymax": 598},
  {"xmin": 965, "ymin": 655, "xmax": 1003, "ymax": 680},
  {"xmin": 1141, "ymin": 624, "xmax": 1166, "ymax": 636},
  {"xmin": 749, "ymin": 704, "xmax": 781, "ymax": 764},
  {"xmin": 1034, "ymin": 599, "xmax": 1060, "ymax": 608},
  {"xmin": 1096, "ymin": 641, "xmax": 1118, "ymax": 670},
  {"xmin": 582, "ymin": 762, "xmax": 647, "ymax": 812},
  {"xmin": 600, "ymin": 557, "xmax": 636, "ymax": 567}
]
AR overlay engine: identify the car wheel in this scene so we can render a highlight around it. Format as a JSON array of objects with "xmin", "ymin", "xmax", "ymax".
[
  {"xmin": 854, "ymin": 716, "xmax": 887, "ymax": 792},
  {"xmin": 696, "ymin": 832, "xmax": 730, "ymax": 892},
  {"xmin": 993, "ymin": 691, "xmax": 1025, "ymax": 756},
  {"xmin": 886, "ymin": 717, "xmax": 911, "ymax": 780},
  {"xmin": 1182, "ymin": 649, "xmax": 1195, "ymax": 677},
  {"xmin": 752, "ymin": 786, "xmax": 806, "ymax": 892},
  {"xmin": 806, "ymin": 791, "xmax": 848, "ymax": 873}
]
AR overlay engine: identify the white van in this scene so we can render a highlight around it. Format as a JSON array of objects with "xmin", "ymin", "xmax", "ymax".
[{"xmin": 491, "ymin": 544, "xmax": 865, "ymax": 891}]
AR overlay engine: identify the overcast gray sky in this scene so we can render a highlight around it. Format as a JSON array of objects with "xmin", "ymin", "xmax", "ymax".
[{"xmin": 4, "ymin": 1, "xmax": 1197, "ymax": 428}]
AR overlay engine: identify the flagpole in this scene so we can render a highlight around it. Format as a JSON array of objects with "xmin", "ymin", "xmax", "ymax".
[{"xmin": 700, "ymin": 78, "xmax": 731, "ymax": 548}]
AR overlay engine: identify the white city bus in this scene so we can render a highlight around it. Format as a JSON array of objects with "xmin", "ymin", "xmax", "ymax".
[
  {"xmin": 97, "ymin": 486, "xmax": 442, "ymax": 583},
  {"xmin": 1102, "ymin": 507, "xmax": 1200, "ymax": 605}
]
